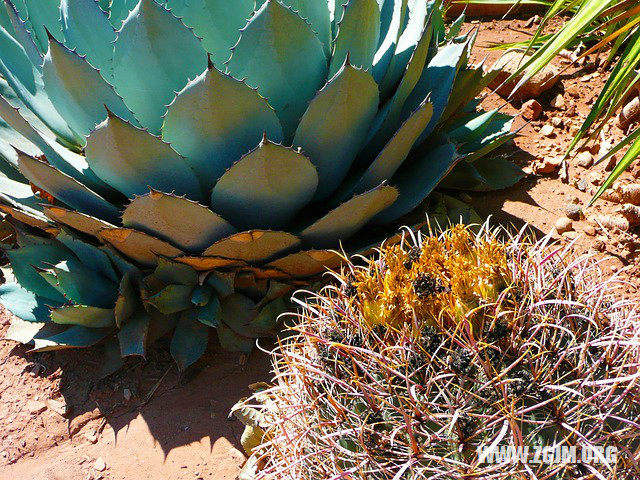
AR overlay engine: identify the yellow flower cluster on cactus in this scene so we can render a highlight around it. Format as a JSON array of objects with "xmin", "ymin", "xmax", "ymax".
[{"xmin": 354, "ymin": 225, "xmax": 509, "ymax": 328}]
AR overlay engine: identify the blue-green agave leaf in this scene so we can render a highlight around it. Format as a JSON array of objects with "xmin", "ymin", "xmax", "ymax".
[
  {"xmin": 56, "ymin": 229, "xmax": 119, "ymax": 282},
  {"xmin": 85, "ymin": 113, "xmax": 202, "ymax": 200},
  {"xmin": 99, "ymin": 228, "xmax": 184, "ymax": 267},
  {"xmin": 402, "ymin": 38, "xmax": 470, "ymax": 145},
  {"xmin": 145, "ymin": 284, "xmax": 193, "ymax": 315},
  {"xmin": 227, "ymin": 0, "xmax": 327, "ymax": 141},
  {"xmin": 16, "ymin": 150, "xmax": 121, "ymax": 223},
  {"xmin": 118, "ymin": 310, "xmax": 149, "ymax": 357},
  {"xmin": 0, "ymin": 169, "xmax": 43, "ymax": 213},
  {"xmin": 280, "ymin": 0, "xmax": 332, "ymax": 57},
  {"xmin": 4, "ymin": 0, "xmax": 42, "ymax": 69},
  {"xmin": 149, "ymin": 257, "xmax": 199, "ymax": 287},
  {"xmin": 300, "ymin": 183, "xmax": 397, "ymax": 248},
  {"xmin": 203, "ymin": 230, "xmax": 301, "ymax": 263},
  {"xmin": 293, "ymin": 63, "xmax": 379, "ymax": 200},
  {"xmin": 0, "ymin": 115, "xmax": 38, "ymax": 175},
  {"xmin": 122, "ymin": 190, "xmax": 236, "ymax": 253},
  {"xmin": 372, "ymin": 142, "xmax": 459, "ymax": 223},
  {"xmin": 50, "ymin": 305, "xmax": 115, "ymax": 328},
  {"xmin": 0, "ymin": 282, "xmax": 57, "ymax": 322},
  {"xmin": 115, "ymin": 271, "xmax": 138, "ymax": 327},
  {"xmin": 108, "ymin": 0, "xmax": 138, "ymax": 29},
  {"xmin": 219, "ymin": 293, "xmax": 256, "ymax": 335},
  {"xmin": 216, "ymin": 321, "xmax": 254, "ymax": 353},
  {"xmin": 48, "ymin": 258, "xmax": 119, "ymax": 308},
  {"xmin": 112, "ymin": 0, "xmax": 208, "ymax": 133},
  {"xmin": 164, "ymin": 0, "xmax": 255, "ymax": 66},
  {"xmin": 184, "ymin": 295, "xmax": 219, "ymax": 328},
  {"xmin": 31, "ymin": 325, "xmax": 113, "ymax": 352},
  {"xmin": 170, "ymin": 316, "xmax": 210, "ymax": 370},
  {"xmin": 21, "ymin": 0, "xmax": 64, "ymax": 52},
  {"xmin": 60, "ymin": 0, "xmax": 117, "ymax": 76},
  {"xmin": 330, "ymin": 0, "xmax": 381, "ymax": 78},
  {"xmin": 190, "ymin": 285, "xmax": 212, "ymax": 307},
  {"xmin": 42, "ymin": 35, "xmax": 139, "ymax": 138},
  {"xmin": 210, "ymin": 138, "xmax": 318, "ymax": 230},
  {"xmin": 372, "ymin": 0, "xmax": 408, "ymax": 85},
  {"xmin": 356, "ymin": 100, "xmax": 433, "ymax": 193},
  {"xmin": 162, "ymin": 64, "xmax": 283, "ymax": 194},
  {"xmin": 5, "ymin": 244, "xmax": 75, "ymax": 303},
  {"xmin": 0, "ymin": 25, "xmax": 83, "ymax": 148}
]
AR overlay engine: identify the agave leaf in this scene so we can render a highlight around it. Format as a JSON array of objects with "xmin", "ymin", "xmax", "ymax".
[
  {"xmin": 118, "ymin": 310, "xmax": 149, "ymax": 357},
  {"xmin": 145, "ymin": 284, "xmax": 193, "ymax": 315},
  {"xmin": 210, "ymin": 139, "xmax": 318, "ymax": 231},
  {"xmin": 16, "ymin": 150, "xmax": 121, "ymax": 223},
  {"xmin": 183, "ymin": 295, "xmax": 220, "ymax": 327},
  {"xmin": 373, "ymin": 142, "xmax": 459, "ymax": 223},
  {"xmin": 122, "ymin": 190, "xmax": 236, "ymax": 253},
  {"xmin": 190, "ymin": 285, "xmax": 212, "ymax": 307},
  {"xmin": 48, "ymin": 258, "xmax": 119, "ymax": 308},
  {"xmin": 280, "ymin": 0, "xmax": 332, "ymax": 57},
  {"xmin": 99, "ymin": 228, "xmax": 184, "ymax": 267},
  {"xmin": 0, "ymin": 204, "xmax": 50, "ymax": 229},
  {"xmin": 56, "ymin": 229, "xmax": 118, "ymax": 282},
  {"xmin": 356, "ymin": 100, "xmax": 433, "ymax": 193},
  {"xmin": 265, "ymin": 250, "xmax": 342, "ymax": 278},
  {"xmin": 85, "ymin": 113, "xmax": 202, "ymax": 201},
  {"xmin": 330, "ymin": 0, "xmax": 381, "ymax": 77},
  {"xmin": 207, "ymin": 271, "xmax": 235, "ymax": 298},
  {"xmin": 42, "ymin": 35, "xmax": 139, "ymax": 138},
  {"xmin": 60, "ymin": 0, "xmax": 117, "ymax": 76},
  {"xmin": 115, "ymin": 271, "xmax": 138, "ymax": 327},
  {"xmin": 50, "ymin": 305, "xmax": 115, "ymax": 328},
  {"xmin": 471, "ymin": 156, "xmax": 524, "ymax": 191},
  {"xmin": 20, "ymin": 0, "xmax": 64, "ymax": 52},
  {"xmin": 0, "ymin": 26, "xmax": 83, "ymax": 147},
  {"xmin": 3, "ymin": 0, "xmax": 42, "ymax": 69},
  {"xmin": 112, "ymin": 0, "xmax": 208, "ymax": 133},
  {"xmin": 162, "ymin": 65, "xmax": 283, "ymax": 194},
  {"xmin": 175, "ymin": 255, "xmax": 246, "ymax": 272},
  {"xmin": 149, "ymin": 257, "xmax": 199, "ymax": 287},
  {"xmin": 164, "ymin": 0, "xmax": 255, "ymax": 66},
  {"xmin": 6, "ymin": 317, "xmax": 49, "ymax": 343},
  {"xmin": 293, "ymin": 63, "xmax": 379, "ymax": 200},
  {"xmin": 108, "ymin": 0, "xmax": 139, "ymax": 29},
  {"xmin": 31, "ymin": 325, "xmax": 113, "ymax": 352},
  {"xmin": 170, "ymin": 316, "xmax": 210, "ymax": 370},
  {"xmin": 219, "ymin": 293, "xmax": 257, "ymax": 335},
  {"xmin": 0, "ymin": 111, "xmax": 38, "ymax": 175},
  {"xmin": 43, "ymin": 205, "xmax": 116, "ymax": 238},
  {"xmin": 379, "ymin": 0, "xmax": 429, "ymax": 98},
  {"xmin": 0, "ymin": 174, "xmax": 45, "ymax": 215},
  {"xmin": 227, "ymin": 0, "xmax": 328, "ymax": 141},
  {"xmin": 203, "ymin": 230, "xmax": 301, "ymax": 263},
  {"xmin": 373, "ymin": 0, "xmax": 409, "ymax": 84},
  {"xmin": 216, "ymin": 321, "xmax": 254, "ymax": 353},
  {"xmin": 402, "ymin": 38, "xmax": 471, "ymax": 145},
  {"xmin": 6, "ymin": 243, "xmax": 76, "ymax": 303},
  {"xmin": 0, "ymin": 282, "xmax": 57, "ymax": 322},
  {"xmin": 300, "ymin": 184, "xmax": 398, "ymax": 248},
  {"xmin": 440, "ymin": 63, "xmax": 498, "ymax": 125}
]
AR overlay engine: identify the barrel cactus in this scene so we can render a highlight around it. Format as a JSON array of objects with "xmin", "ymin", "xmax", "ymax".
[
  {"xmin": 0, "ymin": 0, "xmax": 520, "ymax": 368},
  {"xmin": 233, "ymin": 225, "xmax": 640, "ymax": 479}
]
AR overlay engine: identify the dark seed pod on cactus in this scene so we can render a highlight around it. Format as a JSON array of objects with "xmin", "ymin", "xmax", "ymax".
[
  {"xmin": 0, "ymin": 0, "xmax": 521, "ymax": 368},
  {"xmin": 232, "ymin": 224, "xmax": 640, "ymax": 479}
]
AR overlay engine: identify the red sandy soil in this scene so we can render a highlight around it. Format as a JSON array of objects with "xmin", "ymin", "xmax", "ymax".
[{"xmin": 1, "ymin": 13, "xmax": 639, "ymax": 480}]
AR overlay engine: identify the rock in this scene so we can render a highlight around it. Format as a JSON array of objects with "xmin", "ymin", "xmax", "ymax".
[
  {"xmin": 584, "ymin": 225, "xmax": 596, "ymax": 236},
  {"xmin": 588, "ymin": 171, "xmax": 603, "ymax": 186},
  {"xmin": 602, "ymin": 155, "xmax": 617, "ymax": 172},
  {"xmin": 540, "ymin": 124, "xmax": 555, "ymax": 137},
  {"xmin": 521, "ymin": 99, "xmax": 542, "ymax": 120},
  {"xmin": 489, "ymin": 51, "xmax": 560, "ymax": 99},
  {"xmin": 563, "ymin": 231, "xmax": 579, "ymax": 240},
  {"xmin": 536, "ymin": 156, "xmax": 562, "ymax": 173},
  {"xmin": 26, "ymin": 400, "xmax": 47, "ymax": 416},
  {"xmin": 123, "ymin": 388, "xmax": 132, "ymax": 402},
  {"xmin": 550, "ymin": 93, "xmax": 565, "ymax": 109},
  {"xmin": 618, "ymin": 95, "xmax": 640, "ymax": 128},
  {"xmin": 94, "ymin": 458, "xmax": 106, "ymax": 472},
  {"xmin": 576, "ymin": 151, "xmax": 593, "ymax": 169},
  {"xmin": 555, "ymin": 217, "xmax": 574, "ymax": 234},
  {"xmin": 47, "ymin": 399, "xmax": 70, "ymax": 417},
  {"xmin": 576, "ymin": 179, "xmax": 588, "ymax": 192},
  {"xmin": 565, "ymin": 204, "xmax": 581, "ymax": 220},
  {"xmin": 565, "ymin": 84, "xmax": 581, "ymax": 98},
  {"xmin": 551, "ymin": 117, "xmax": 563, "ymax": 127},
  {"xmin": 85, "ymin": 430, "xmax": 98, "ymax": 444},
  {"xmin": 565, "ymin": 103, "xmax": 577, "ymax": 117}
]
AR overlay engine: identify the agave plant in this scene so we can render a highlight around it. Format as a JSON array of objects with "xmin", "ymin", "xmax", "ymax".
[{"xmin": 0, "ymin": 0, "xmax": 520, "ymax": 369}]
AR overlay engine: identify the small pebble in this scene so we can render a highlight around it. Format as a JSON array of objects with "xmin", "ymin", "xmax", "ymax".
[
  {"xmin": 555, "ymin": 217, "xmax": 573, "ymax": 234},
  {"xmin": 94, "ymin": 457, "xmax": 106, "ymax": 472},
  {"xmin": 576, "ymin": 179, "xmax": 588, "ymax": 192},
  {"xmin": 540, "ymin": 124, "xmax": 555, "ymax": 137},
  {"xmin": 565, "ymin": 204, "xmax": 581, "ymax": 220},
  {"xmin": 576, "ymin": 151, "xmax": 593, "ymax": 168},
  {"xmin": 550, "ymin": 93, "xmax": 565, "ymax": 109}
]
